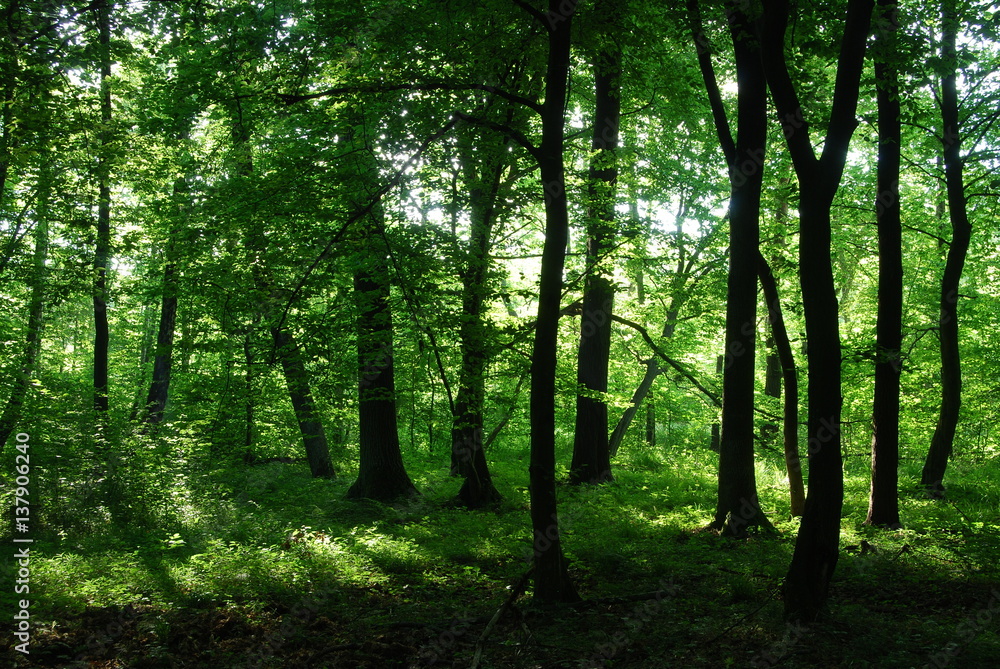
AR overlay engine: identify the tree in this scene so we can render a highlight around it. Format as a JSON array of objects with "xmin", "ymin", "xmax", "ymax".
[
  {"xmin": 349, "ymin": 210, "xmax": 418, "ymax": 500},
  {"xmin": 570, "ymin": 0, "xmax": 621, "ymax": 485},
  {"xmin": 0, "ymin": 158, "xmax": 50, "ymax": 449},
  {"xmin": 92, "ymin": 0, "xmax": 113, "ymax": 420},
  {"xmin": 688, "ymin": 0, "xmax": 773, "ymax": 537},
  {"xmin": 757, "ymin": 251, "xmax": 805, "ymax": 517},
  {"xmin": 450, "ymin": 120, "xmax": 510, "ymax": 507},
  {"xmin": 523, "ymin": 0, "xmax": 581, "ymax": 603},
  {"xmin": 866, "ymin": 0, "xmax": 903, "ymax": 527},
  {"xmin": 920, "ymin": 0, "xmax": 974, "ymax": 497},
  {"xmin": 759, "ymin": 0, "xmax": 875, "ymax": 621},
  {"xmin": 141, "ymin": 176, "xmax": 183, "ymax": 425}
]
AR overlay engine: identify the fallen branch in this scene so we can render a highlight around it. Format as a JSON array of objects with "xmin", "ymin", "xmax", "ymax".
[{"xmin": 470, "ymin": 568, "xmax": 533, "ymax": 669}]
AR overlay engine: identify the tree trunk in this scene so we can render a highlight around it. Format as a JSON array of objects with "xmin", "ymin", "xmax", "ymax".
[
  {"xmin": 609, "ymin": 308, "xmax": 678, "ymax": 457},
  {"xmin": 866, "ymin": 0, "xmax": 902, "ymax": 526},
  {"xmin": 689, "ymin": 0, "xmax": 772, "ymax": 537},
  {"xmin": 142, "ymin": 163, "xmax": 191, "ymax": 426},
  {"xmin": 228, "ymin": 103, "xmax": 334, "ymax": 474},
  {"xmin": 715, "ymin": 7, "xmax": 772, "ymax": 537},
  {"xmin": 757, "ymin": 251, "xmax": 805, "ymax": 517},
  {"xmin": 93, "ymin": 0, "xmax": 113, "ymax": 417},
  {"xmin": 451, "ymin": 125, "xmax": 507, "ymax": 508},
  {"xmin": 243, "ymin": 335, "xmax": 255, "ymax": 454},
  {"xmin": 921, "ymin": 0, "xmax": 971, "ymax": 498},
  {"xmin": 272, "ymin": 327, "xmax": 335, "ymax": 478},
  {"xmin": 760, "ymin": 0, "xmax": 874, "ymax": 622},
  {"xmin": 143, "ymin": 239, "xmax": 178, "ymax": 424},
  {"xmin": 349, "ymin": 229, "xmax": 417, "ymax": 501},
  {"xmin": 0, "ymin": 160, "xmax": 50, "ymax": 450},
  {"xmin": 571, "ymin": 10, "xmax": 620, "ymax": 485},
  {"xmin": 527, "ymin": 0, "xmax": 580, "ymax": 604}
]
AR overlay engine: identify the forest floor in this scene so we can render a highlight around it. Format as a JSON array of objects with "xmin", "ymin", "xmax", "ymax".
[{"xmin": 2, "ymin": 443, "xmax": 1000, "ymax": 668}]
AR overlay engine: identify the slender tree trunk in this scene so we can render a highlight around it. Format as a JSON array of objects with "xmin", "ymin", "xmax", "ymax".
[
  {"xmin": 867, "ymin": 0, "xmax": 902, "ymax": 526},
  {"xmin": 228, "ymin": 104, "xmax": 334, "ymax": 474},
  {"xmin": 757, "ymin": 252, "xmax": 805, "ymax": 517},
  {"xmin": 609, "ymin": 307, "xmax": 678, "ymax": 457},
  {"xmin": 0, "ymin": 161, "xmax": 50, "ymax": 449},
  {"xmin": 451, "ymin": 126, "xmax": 506, "ymax": 507},
  {"xmin": 93, "ymin": 0, "xmax": 113, "ymax": 418},
  {"xmin": 143, "ymin": 238, "xmax": 178, "ymax": 424},
  {"xmin": 921, "ymin": 0, "xmax": 971, "ymax": 498},
  {"xmin": 0, "ymin": 68, "xmax": 13, "ymax": 218},
  {"xmin": 571, "ymin": 8, "xmax": 620, "ymax": 485},
  {"xmin": 760, "ymin": 0, "xmax": 874, "ymax": 622},
  {"xmin": 527, "ymin": 0, "xmax": 580, "ymax": 604},
  {"xmin": 272, "ymin": 327, "xmax": 335, "ymax": 478},
  {"xmin": 716, "ymin": 8, "xmax": 773, "ymax": 537},
  {"xmin": 243, "ymin": 335, "xmax": 255, "ymax": 454},
  {"xmin": 689, "ymin": 0, "xmax": 772, "ymax": 537},
  {"xmin": 349, "ymin": 232, "xmax": 417, "ymax": 500},
  {"xmin": 0, "ymin": 0, "xmax": 21, "ymax": 227},
  {"xmin": 142, "ymin": 164, "xmax": 191, "ymax": 425}
]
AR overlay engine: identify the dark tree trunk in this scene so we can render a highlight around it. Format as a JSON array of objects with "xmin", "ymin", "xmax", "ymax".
[
  {"xmin": 760, "ymin": 0, "xmax": 874, "ymax": 622},
  {"xmin": 272, "ymin": 327, "xmax": 335, "ymax": 478},
  {"xmin": 349, "ymin": 235, "xmax": 417, "ymax": 501},
  {"xmin": 142, "ymin": 166, "xmax": 190, "ymax": 426},
  {"xmin": 609, "ymin": 307, "xmax": 679, "ymax": 457},
  {"xmin": 243, "ymin": 336, "xmax": 255, "ymax": 454},
  {"xmin": 867, "ymin": 0, "xmax": 903, "ymax": 527},
  {"xmin": 762, "ymin": 345, "xmax": 780, "ymax": 447},
  {"xmin": 645, "ymin": 404, "xmax": 655, "ymax": 446},
  {"xmin": 715, "ymin": 9, "xmax": 772, "ymax": 537},
  {"xmin": 0, "ymin": 68, "xmax": 12, "ymax": 217},
  {"xmin": 690, "ymin": 0, "xmax": 772, "ymax": 537},
  {"xmin": 451, "ymin": 127, "xmax": 506, "ymax": 508},
  {"xmin": 921, "ymin": 0, "xmax": 971, "ymax": 498},
  {"xmin": 228, "ymin": 104, "xmax": 334, "ymax": 474},
  {"xmin": 143, "ymin": 241, "xmax": 178, "ymax": 424},
  {"xmin": 527, "ymin": 0, "xmax": 580, "ymax": 604},
  {"xmin": 757, "ymin": 251, "xmax": 805, "ymax": 517},
  {"xmin": 0, "ymin": 161, "xmax": 49, "ymax": 450},
  {"xmin": 571, "ymin": 12, "xmax": 620, "ymax": 485},
  {"xmin": 764, "ymin": 347, "xmax": 781, "ymax": 398},
  {"xmin": 93, "ymin": 0, "xmax": 113, "ymax": 417}
]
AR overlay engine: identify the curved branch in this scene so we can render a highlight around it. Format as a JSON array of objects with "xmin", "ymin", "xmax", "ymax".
[
  {"xmin": 454, "ymin": 111, "xmax": 542, "ymax": 161},
  {"xmin": 278, "ymin": 82, "xmax": 544, "ymax": 115}
]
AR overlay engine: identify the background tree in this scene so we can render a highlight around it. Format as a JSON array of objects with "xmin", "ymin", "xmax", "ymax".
[{"xmin": 760, "ymin": 0, "xmax": 875, "ymax": 621}]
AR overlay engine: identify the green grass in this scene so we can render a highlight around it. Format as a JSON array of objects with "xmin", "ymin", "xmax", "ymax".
[{"xmin": 2, "ymin": 438, "xmax": 1000, "ymax": 667}]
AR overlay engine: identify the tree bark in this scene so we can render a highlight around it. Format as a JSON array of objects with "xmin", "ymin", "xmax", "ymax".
[
  {"xmin": 760, "ymin": 0, "xmax": 874, "ymax": 622},
  {"xmin": 451, "ymin": 123, "xmax": 507, "ymax": 508},
  {"xmin": 866, "ymin": 0, "xmax": 903, "ymax": 526},
  {"xmin": 93, "ymin": 0, "xmax": 113, "ymax": 417},
  {"xmin": 228, "ymin": 102, "xmax": 334, "ymax": 475},
  {"xmin": 689, "ymin": 0, "xmax": 772, "ymax": 537},
  {"xmin": 0, "ymin": 160, "xmax": 50, "ymax": 450},
  {"xmin": 144, "ymin": 234, "xmax": 179, "ymax": 424},
  {"xmin": 921, "ymin": 0, "xmax": 971, "ymax": 498},
  {"xmin": 272, "ymin": 327, "xmax": 335, "ymax": 478},
  {"xmin": 757, "ymin": 251, "xmax": 805, "ymax": 517},
  {"xmin": 527, "ymin": 0, "xmax": 580, "ymax": 604},
  {"xmin": 571, "ymin": 6, "xmax": 620, "ymax": 485},
  {"xmin": 349, "ymin": 235, "xmax": 418, "ymax": 501}
]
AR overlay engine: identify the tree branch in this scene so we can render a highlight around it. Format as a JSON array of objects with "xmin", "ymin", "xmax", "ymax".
[
  {"xmin": 512, "ymin": 0, "xmax": 551, "ymax": 31},
  {"xmin": 275, "ymin": 116, "xmax": 460, "ymax": 332},
  {"xmin": 278, "ymin": 82, "xmax": 544, "ymax": 115},
  {"xmin": 455, "ymin": 111, "xmax": 542, "ymax": 161}
]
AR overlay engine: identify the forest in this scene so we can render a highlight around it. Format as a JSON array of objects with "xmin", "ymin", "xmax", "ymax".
[{"xmin": 1, "ymin": 0, "xmax": 1000, "ymax": 666}]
